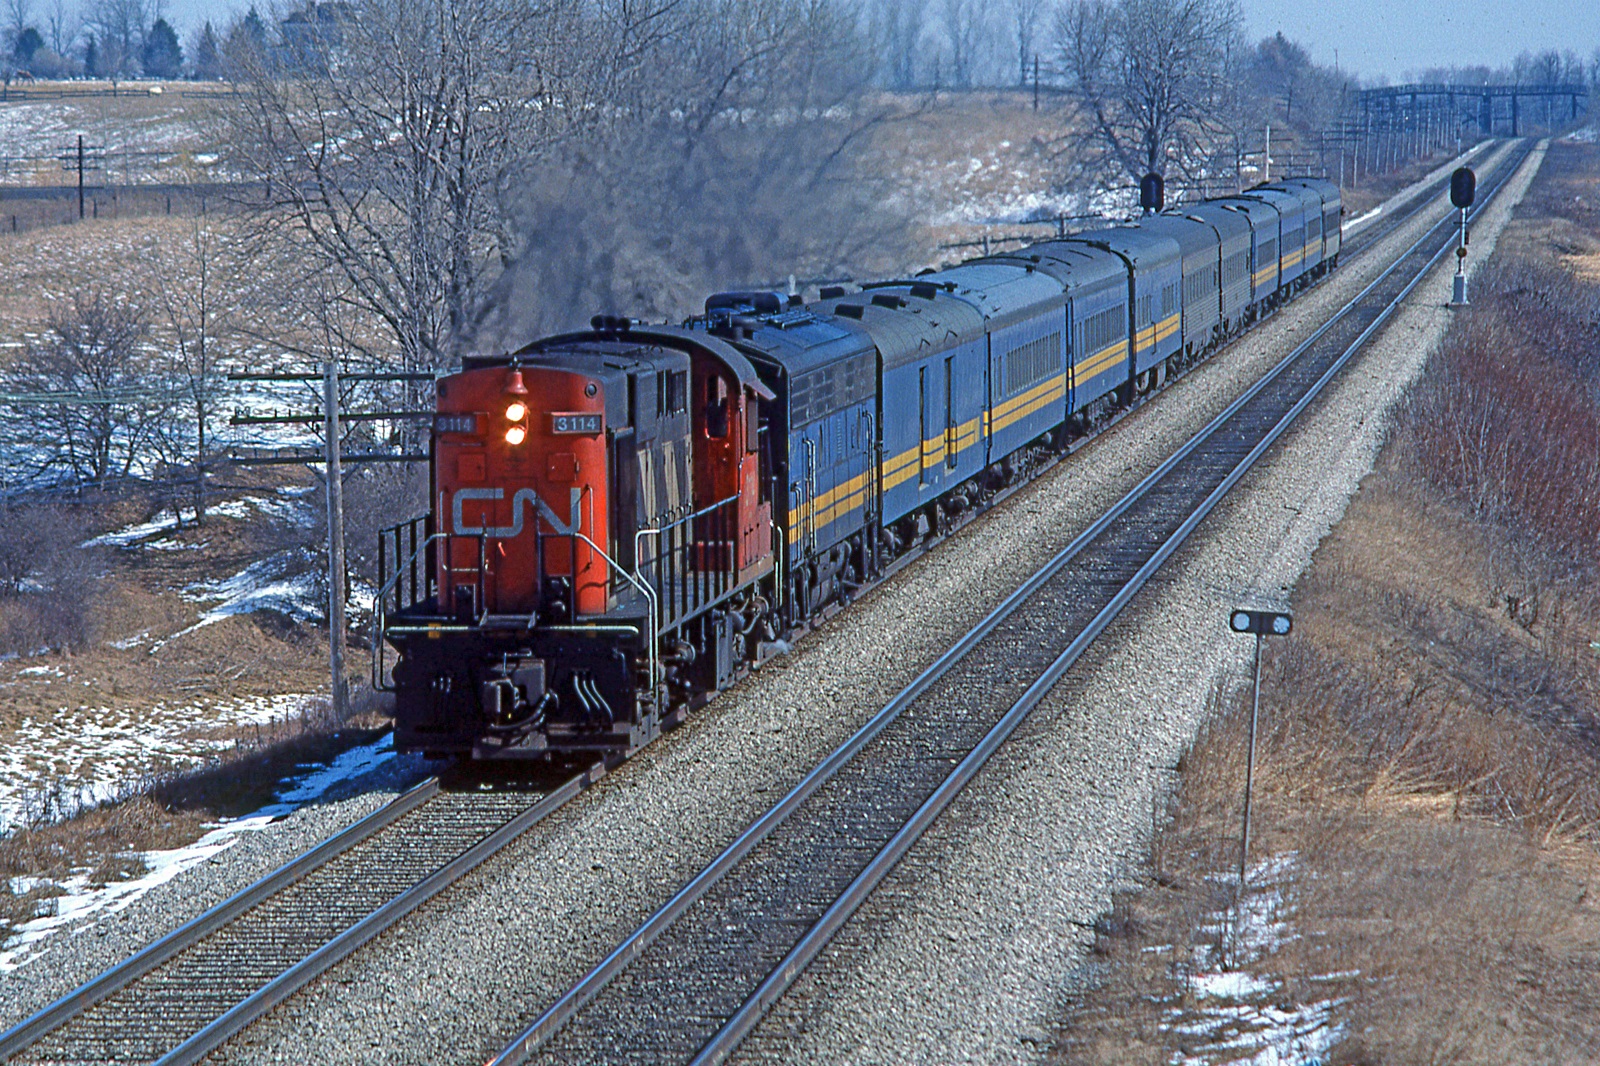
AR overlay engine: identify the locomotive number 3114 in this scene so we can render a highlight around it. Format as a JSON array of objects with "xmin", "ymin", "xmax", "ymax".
[{"xmin": 552, "ymin": 412, "xmax": 604, "ymax": 435}]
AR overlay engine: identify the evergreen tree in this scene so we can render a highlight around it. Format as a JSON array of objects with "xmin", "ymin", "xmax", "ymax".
[
  {"xmin": 142, "ymin": 17, "xmax": 182, "ymax": 78},
  {"xmin": 82, "ymin": 33, "xmax": 97, "ymax": 76},
  {"xmin": 225, "ymin": 6, "xmax": 268, "ymax": 69},
  {"xmin": 192, "ymin": 20, "xmax": 222, "ymax": 79}
]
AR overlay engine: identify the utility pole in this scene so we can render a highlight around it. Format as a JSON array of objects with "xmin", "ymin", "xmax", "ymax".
[
  {"xmin": 1032, "ymin": 54, "xmax": 1039, "ymax": 112},
  {"xmin": 228, "ymin": 366, "xmax": 435, "ymax": 716},
  {"xmin": 60, "ymin": 136, "xmax": 103, "ymax": 220},
  {"xmin": 1263, "ymin": 123, "xmax": 1271, "ymax": 183},
  {"xmin": 324, "ymin": 360, "xmax": 349, "ymax": 720}
]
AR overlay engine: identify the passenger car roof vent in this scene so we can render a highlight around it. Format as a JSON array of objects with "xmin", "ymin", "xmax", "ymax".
[
  {"xmin": 835, "ymin": 303, "xmax": 865, "ymax": 319},
  {"xmin": 909, "ymin": 283, "xmax": 937, "ymax": 300},
  {"xmin": 871, "ymin": 293, "xmax": 906, "ymax": 309},
  {"xmin": 819, "ymin": 285, "xmax": 849, "ymax": 300}
]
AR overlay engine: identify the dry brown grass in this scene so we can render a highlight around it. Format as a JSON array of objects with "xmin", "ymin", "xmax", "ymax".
[
  {"xmin": 0, "ymin": 697, "xmax": 392, "ymax": 944},
  {"xmin": 1053, "ymin": 143, "xmax": 1600, "ymax": 1066}
]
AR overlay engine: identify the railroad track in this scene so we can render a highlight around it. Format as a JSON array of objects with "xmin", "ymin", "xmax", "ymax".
[
  {"xmin": 487, "ymin": 140, "xmax": 1533, "ymax": 1066},
  {"xmin": 0, "ymin": 768, "xmax": 595, "ymax": 1066},
  {"xmin": 0, "ymin": 142, "xmax": 1507, "ymax": 1066}
]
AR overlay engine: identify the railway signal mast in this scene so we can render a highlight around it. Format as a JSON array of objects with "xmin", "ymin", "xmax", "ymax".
[
  {"xmin": 1139, "ymin": 172, "xmax": 1163, "ymax": 215},
  {"xmin": 1450, "ymin": 166, "xmax": 1476, "ymax": 306},
  {"xmin": 1228, "ymin": 608, "xmax": 1292, "ymax": 887}
]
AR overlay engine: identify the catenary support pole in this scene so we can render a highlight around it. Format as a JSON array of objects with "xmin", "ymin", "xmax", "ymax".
[{"xmin": 324, "ymin": 360, "xmax": 349, "ymax": 720}]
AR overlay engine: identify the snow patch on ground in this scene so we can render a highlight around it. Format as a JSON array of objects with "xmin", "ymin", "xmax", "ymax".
[
  {"xmin": 0, "ymin": 732, "xmax": 397, "ymax": 973},
  {"xmin": 83, "ymin": 490, "xmax": 317, "ymax": 550},
  {"xmin": 179, "ymin": 548, "xmax": 324, "ymax": 632},
  {"xmin": 0, "ymin": 693, "xmax": 317, "ymax": 835},
  {"xmin": 1164, "ymin": 855, "xmax": 1346, "ymax": 1066}
]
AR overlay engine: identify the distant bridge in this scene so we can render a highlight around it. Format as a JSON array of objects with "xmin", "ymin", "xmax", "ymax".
[{"xmin": 1358, "ymin": 82, "xmax": 1589, "ymax": 137}]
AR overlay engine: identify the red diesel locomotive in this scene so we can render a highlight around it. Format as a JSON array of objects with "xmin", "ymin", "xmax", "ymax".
[{"xmin": 378, "ymin": 325, "xmax": 780, "ymax": 759}]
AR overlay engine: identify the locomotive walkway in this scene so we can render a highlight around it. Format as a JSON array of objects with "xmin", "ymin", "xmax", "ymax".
[
  {"xmin": 485, "ymin": 140, "xmax": 1533, "ymax": 1066},
  {"xmin": 0, "ymin": 143, "xmax": 1519, "ymax": 1066}
]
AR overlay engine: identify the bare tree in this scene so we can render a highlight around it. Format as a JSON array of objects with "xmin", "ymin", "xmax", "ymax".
[
  {"xmin": 937, "ymin": 0, "xmax": 988, "ymax": 89},
  {"xmin": 4, "ymin": 0, "xmax": 32, "ymax": 46},
  {"xmin": 1005, "ymin": 0, "xmax": 1045, "ymax": 87},
  {"xmin": 1056, "ymin": 0, "xmax": 1243, "ymax": 184},
  {"xmin": 221, "ymin": 0, "xmax": 600, "ymax": 372},
  {"xmin": 46, "ymin": 0, "xmax": 76, "ymax": 56},
  {"xmin": 2, "ymin": 292, "xmax": 164, "ymax": 487},
  {"xmin": 868, "ymin": 0, "xmax": 925, "ymax": 89},
  {"xmin": 142, "ymin": 221, "xmax": 237, "ymax": 522},
  {"xmin": 84, "ymin": 0, "xmax": 148, "ymax": 77}
]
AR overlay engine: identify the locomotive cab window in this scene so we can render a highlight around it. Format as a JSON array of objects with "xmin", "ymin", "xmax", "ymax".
[
  {"xmin": 704, "ymin": 376, "xmax": 729, "ymax": 438},
  {"xmin": 658, "ymin": 370, "xmax": 687, "ymax": 417}
]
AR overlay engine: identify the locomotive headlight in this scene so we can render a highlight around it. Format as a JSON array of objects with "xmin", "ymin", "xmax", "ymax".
[
  {"xmin": 505, "ymin": 401, "xmax": 528, "ymax": 423},
  {"xmin": 505, "ymin": 425, "xmax": 527, "ymax": 446}
]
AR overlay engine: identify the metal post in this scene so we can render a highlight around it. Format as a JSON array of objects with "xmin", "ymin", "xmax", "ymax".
[
  {"xmin": 324, "ymin": 360, "xmax": 350, "ymax": 720},
  {"xmin": 1240, "ymin": 631, "xmax": 1262, "ymax": 886},
  {"xmin": 76, "ymin": 134, "xmax": 84, "ymax": 220},
  {"xmin": 1032, "ymin": 54, "xmax": 1039, "ymax": 112}
]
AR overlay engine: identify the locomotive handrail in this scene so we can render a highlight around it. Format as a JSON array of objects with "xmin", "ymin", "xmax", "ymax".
[
  {"xmin": 370, "ymin": 529, "xmax": 451, "ymax": 691},
  {"xmin": 568, "ymin": 530, "xmax": 661, "ymax": 714}
]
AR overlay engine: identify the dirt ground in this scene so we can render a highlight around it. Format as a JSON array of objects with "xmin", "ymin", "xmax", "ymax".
[{"xmin": 1052, "ymin": 140, "xmax": 1600, "ymax": 1064}]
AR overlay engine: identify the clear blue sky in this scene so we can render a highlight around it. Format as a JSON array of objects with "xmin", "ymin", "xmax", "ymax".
[
  {"xmin": 1238, "ymin": 0, "xmax": 1600, "ymax": 81},
  {"xmin": 159, "ymin": 0, "xmax": 1600, "ymax": 83}
]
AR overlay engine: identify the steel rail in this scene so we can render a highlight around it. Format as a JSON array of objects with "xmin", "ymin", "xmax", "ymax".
[
  {"xmin": 690, "ymin": 138, "xmax": 1538, "ymax": 1066},
  {"xmin": 151, "ymin": 770, "xmax": 592, "ymax": 1066},
  {"xmin": 0, "ymin": 765, "xmax": 596, "ymax": 1066},
  {"xmin": 488, "ymin": 139, "xmax": 1533, "ymax": 1066},
  {"xmin": 0, "ymin": 773, "xmax": 440, "ymax": 1061}
]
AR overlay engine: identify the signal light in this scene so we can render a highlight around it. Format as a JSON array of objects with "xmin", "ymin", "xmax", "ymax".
[
  {"xmin": 505, "ymin": 425, "xmax": 527, "ymax": 446},
  {"xmin": 506, "ymin": 401, "xmax": 528, "ymax": 422}
]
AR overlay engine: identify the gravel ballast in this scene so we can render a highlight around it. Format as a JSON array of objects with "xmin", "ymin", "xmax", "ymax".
[
  {"xmin": 0, "ymin": 144, "xmax": 1520, "ymax": 1064},
  {"xmin": 205, "ymin": 147, "xmax": 1524, "ymax": 1066},
  {"xmin": 731, "ymin": 142, "xmax": 1547, "ymax": 1064}
]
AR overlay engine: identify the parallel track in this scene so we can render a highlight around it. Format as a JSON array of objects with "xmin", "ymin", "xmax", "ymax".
[
  {"xmin": 0, "ymin": 769, "xmax": 593, "ymax": 1066},
  {"xmin": 0, "ymin": 143, "xmax": 1503, "ymax": 1066},
  {"xmin": 488, "ymin": 140, "xmax": 1532, "ymax": 1066}
]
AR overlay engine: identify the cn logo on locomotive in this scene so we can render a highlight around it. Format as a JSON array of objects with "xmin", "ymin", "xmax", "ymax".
[{"xmin": 451, "ymin": 487, "xmax": 583, "ymax": 538}]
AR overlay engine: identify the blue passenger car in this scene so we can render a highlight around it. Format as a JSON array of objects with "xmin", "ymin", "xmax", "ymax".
[
  {"xmin": 1179, "ymin": 203, "xmax": 1254, "ymax": 334},
  {"xmin": 816, "ymin": 286, "xmax": 988, "ymax": 534},
  {"xmin": 1214, "ymin": 197, "xmax": 1281, "ymax": 308},
  {"xmin": 707, "ymin": 295, "xmax": 876, "ymax": 587},
  {"xmin": 994, "ymin": 241, "xmax": 1130, "ymax": 416},
  {"xmin": 1239, "ymin": 187, "xmax": 1309, "ymax": 288},
  {"xmin": 1133, "ymin": 215, "xmax": 1223, "ymax": 360},
  {"xmin": 1282, "ymin": 178, "xmax": 1342, "ymax": 266},
  {"xmin": 1260, "ymin": 182, "xmax": 1325, "ymax": 276},
  {"xmin": 925, "ymin": 263, "xmax": 1068, "ymax": 468},
  {"xmin": 1069, "ymin": 228, "xmax": 1182, "ymax": 384}
]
